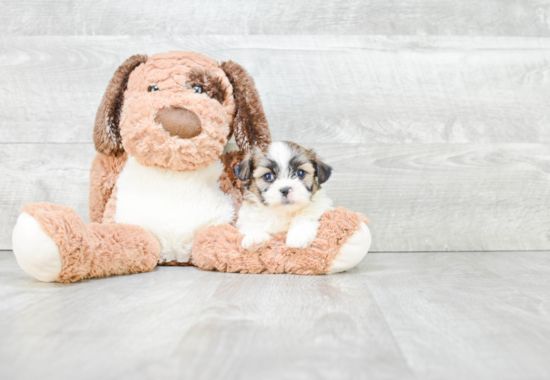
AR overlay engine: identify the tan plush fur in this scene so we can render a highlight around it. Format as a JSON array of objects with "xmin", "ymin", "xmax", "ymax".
[
  {"xmin": 22, "ymin": 203, "xmax": 160, "ymax": 283},
  {"xmin": 120, "ymin": 53, "xmax": 236, "ymax": 172},
  {"xmin": 102, "ymin": 185, "xmax": 118, "ymax": 224},
  {"xmin": 88, "ymin": 52, "xmax": 266, "ymax": 225},
  {"xmin": 89, "ymin": 152, "xmax": 128, "ymax": 223},
  {"xmin": 16, "ymin": 51, "xmax": 370, "ymax": 282},
  {"xmin": 17, "ymin": 51, "xmax": 274, "ymax": 281},
  {"xmin": 192, "ymin": 207, "xmax": 370, "ymax": 275}
]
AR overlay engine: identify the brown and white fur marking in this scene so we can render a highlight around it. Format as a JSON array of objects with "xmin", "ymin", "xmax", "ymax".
[{"xmin": 234, "ymin": 141, "xmax": 334, "ymax": 250}]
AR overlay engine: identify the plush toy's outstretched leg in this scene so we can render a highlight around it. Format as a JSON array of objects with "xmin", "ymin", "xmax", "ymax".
[
  {"xmin": 191, "ymin": 207, "xmax": 371, "ymax": 275},
  {"xmin": 326, "ymin": 220, "xmax": 371, "ymax": 273},
  {"xmin": 12, "ymin": 203, "xmax": 159, "ymax": 283}
]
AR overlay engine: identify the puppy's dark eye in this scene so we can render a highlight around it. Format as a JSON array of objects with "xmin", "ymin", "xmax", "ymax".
[
  {"xmin": 193, "ymin": 86, "xmax": 203, "ymax": 94},
  {"xmin": 263, "ymin": 173, "xmax": 275, "ymax": 182},
  {"xmin": 148, "ymin": 85, "xmax": 159, "ymax": 92},
  {"xmin": 296, "ymin": 169, "xmax": 306, "ymax": 179}
]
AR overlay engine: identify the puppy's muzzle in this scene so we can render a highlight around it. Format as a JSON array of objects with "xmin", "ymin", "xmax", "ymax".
[{"xmin": 155, "ymin": 107, "xmax": 202, "ymax": 139}]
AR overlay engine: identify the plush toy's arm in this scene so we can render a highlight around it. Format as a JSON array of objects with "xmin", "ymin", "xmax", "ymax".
[
  {"xmin": 89, "ymin": 152, "xmax": 128, "ymax": 223},
  {"xmin": 220, "ymin": 150, "xmax": 246, "ymax": 219},
  {"xmin": 192, "ymin": 207, "xmax": 371, "ymax": 275}
]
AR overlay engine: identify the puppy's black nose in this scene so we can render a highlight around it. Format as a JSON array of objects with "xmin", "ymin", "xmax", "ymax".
[{"xmin": 280, "ymin": 187, "xmax": 292, "ymax": 197}]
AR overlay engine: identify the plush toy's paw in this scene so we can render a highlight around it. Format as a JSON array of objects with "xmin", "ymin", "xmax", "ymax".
[
  {"xmin": 241, "ymin": 230, "xmax": 271, "ymax": 250},
  {"xmin": 12, "ymin": 212, "xmax": 62, "ymax": 282},
  {"xmin": 327, "ymin": 222, "xmax": 371, "ymax": 274},
  {"xmin": 285, "ymin": 221, "xmax": 319, "ymax": 249}
]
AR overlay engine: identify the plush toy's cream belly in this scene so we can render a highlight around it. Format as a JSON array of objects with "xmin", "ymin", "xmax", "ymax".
[{"xmin": 114, "ymin": 157, "xmax": 235, "ymax": 263}]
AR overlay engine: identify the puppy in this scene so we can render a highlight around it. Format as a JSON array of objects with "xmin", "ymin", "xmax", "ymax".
[{"xmin": 233, "ymin": 141, "xmax": 333, "ymax": 250}]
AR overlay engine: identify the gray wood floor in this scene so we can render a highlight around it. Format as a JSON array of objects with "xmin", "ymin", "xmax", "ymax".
[{"xmin": 1, "ymin": 251, "xmax": 549, "ymax": 380}]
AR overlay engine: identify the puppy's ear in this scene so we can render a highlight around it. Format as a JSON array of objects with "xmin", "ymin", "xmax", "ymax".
[
  {"xmin": 233, "ymin": 157, "xmax": 252, "ymax": 182},
  {"xmin": 93, "ymin": 54, "xmax": 148, "ymax": 156},
  {"xmin": 315, "ymin": 157, "xmax": 333, "ymax": 185},
  {"xmin": 221, "ymin": 61, "xmax": 271, "ymax": 153}
]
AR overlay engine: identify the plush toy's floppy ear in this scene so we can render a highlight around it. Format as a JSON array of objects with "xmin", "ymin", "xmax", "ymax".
[
  {"xmin": 93, "ymin": 54, "xmax": 148, "ymax": 156},
  {"xmin": 221, "ymin": 61, "xmax": 271, "ymax": 153}
]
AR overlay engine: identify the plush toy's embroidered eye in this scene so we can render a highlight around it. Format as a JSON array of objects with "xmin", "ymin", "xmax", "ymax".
[
  {"xmin": 263, "ymin": 173, "xmax": 275, "ymax": 182},
  {"xmin": 296, "ymin": 169, "xmax": 306, "ymax": 179},
  {"xmin": 148, "ymin": 85, "xmax": 159, "ymax": 92},
  {"xmin": 193, "ymin": 86, "xmax": 203, "ymax": 94}
]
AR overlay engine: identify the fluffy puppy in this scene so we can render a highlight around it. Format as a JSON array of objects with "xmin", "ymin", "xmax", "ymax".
[{"xmin": 233, "ymin": 141, "xmax": 333, "ymax": 250}]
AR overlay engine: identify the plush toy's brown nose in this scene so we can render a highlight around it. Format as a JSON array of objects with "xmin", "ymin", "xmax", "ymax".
[{"xmin": 154, "ymin": 107, "xmax": 202, "ymax": 139}]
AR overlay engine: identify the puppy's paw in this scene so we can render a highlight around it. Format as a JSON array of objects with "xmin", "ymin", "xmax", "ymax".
[
  {"xmin": 241, "ymin": 230, "xmax": 271, "ymax": 250},
  {"xmin": 286, "ymin": 222, "xmax": 319, "ymax": 249}
]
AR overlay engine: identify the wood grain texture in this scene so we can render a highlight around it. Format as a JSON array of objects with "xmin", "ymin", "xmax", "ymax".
[
  {"xmin": 2, "ymin": 36, "xmax": 550, "ymax": 145},
  {"xmin": 1, "ymin": 143, "xmax": 549, "ymax": 251},
  {"xmin": 365, "ymin": 251, "xmax": 550, "ymax": 380},
  {"xmin": 316, "ymin": 143, "xmax": 550, "ymax": 252},
  {"xmin": 0, "ymin": 144, "xmax": 95, "ymax": 249},
  {"xmin": 0, "ymin": 252, "xmax": 414, "ymax": 380},
  {"xmin": 2, "ymin": 36, "xmax": 550, "ymax": 144},
  {"xmin": 2, "ymin": 0, "xmax": 550, "ymax": 36},
  {"xmin": 1, "ymin": 251, "xmax": 550, "ymax": 380}
]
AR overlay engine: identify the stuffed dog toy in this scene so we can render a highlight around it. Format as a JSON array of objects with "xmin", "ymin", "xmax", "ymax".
[{"xmin": 12, "ymin": 51, "xmax": 371, "ymax": 283}]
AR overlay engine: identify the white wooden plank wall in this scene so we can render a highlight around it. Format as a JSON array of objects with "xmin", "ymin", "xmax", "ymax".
[
  {"xmin": 1, "ymin": 2, "xmax": 549, "ymax": 251},
  {"xmin": 2, "ymin": 0, "xmax": 550, "ymax": 36}
]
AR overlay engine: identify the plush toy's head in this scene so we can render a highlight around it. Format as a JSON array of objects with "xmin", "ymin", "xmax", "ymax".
[{"xmin": 93, "ymin": 51, "xmax": 271, "ymax": 171}]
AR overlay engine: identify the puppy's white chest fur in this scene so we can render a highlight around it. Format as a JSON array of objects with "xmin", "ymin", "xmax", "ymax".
[
  {"xmin": 115, "ymin": 157, "xmax": 235, "ymax": 263},
  {"xmin": 237, "ymin": 190, "xmax": 332, "ymax": 234},
  {"xmin": 237, "ymin": 189, "xmax": 333, "ymax": 249}
]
